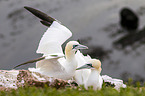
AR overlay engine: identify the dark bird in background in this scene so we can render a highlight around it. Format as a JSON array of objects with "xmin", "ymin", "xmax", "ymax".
[
  {"xmin": 113, "ymin": 7, "xmax": 145, "ymax": 49},
  {"xmin": 120, "ymin": 7, "xmax": 139, "ymax": 31}
]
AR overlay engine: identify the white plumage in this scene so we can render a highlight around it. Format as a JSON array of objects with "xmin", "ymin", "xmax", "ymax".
[
  {"xmin": 37, "ymin": 21, "xmax": 72, "ymax": 56},
  {"xmin": 76, "ymin": 59, "xmax": 103, "ymax": 90},
  {"xmin": 13, "ymin": 7, "xmax": 127, "ymax": 90},
  {"xmin": 29, "ymin": 22, "xmax": 88, "ymax": 80},
  {"xmin": 75, "ymin": 54, "xmax": 126, "ymax": 90},
  {"xmin": 74, "ymin": 51, "xmax": 91, "ymax": 85},
  {"xmin": 24, "ymin": 7, "xmax": 88, "ymax": 80},
  {"xmin": 84, "ymin": 68, "xmax": 103, "ymax": 90}
]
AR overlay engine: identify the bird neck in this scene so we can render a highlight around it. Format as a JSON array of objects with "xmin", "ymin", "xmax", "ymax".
[
  {"xmin": 65, "ymin": 48, "xmax": 75, "ymax": 60},
  {"xmin": 64, "ymin": 46, "xmax": 77, "ymax": 76},
  {"xmin": 90, "ymin": 69, "xmax": 100, "ymax": 77},
  {"xmin": 65, "ymin": 50, "xmax": 77, "ymax": 68},
  {"xmin": 64, "ymin": 49, "xmax": 77, "ymax": 74}
]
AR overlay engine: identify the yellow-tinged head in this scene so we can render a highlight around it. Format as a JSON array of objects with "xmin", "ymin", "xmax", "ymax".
[
  {"xmin": 65, "ymin": 41, "xmax": 79, "ymax": 52},
  {"xmin": 65, "ymin": 41, "xmax": 88, "ymax": 59},
  {"xmin": 89, "ymin": 59, "xmax": 102, "ymax": 72},
  {"xmin": 89, "ymin": 59, "xmax": 101, "ymax": 70}
]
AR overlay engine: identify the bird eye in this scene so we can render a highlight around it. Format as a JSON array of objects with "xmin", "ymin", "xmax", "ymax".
[
  {"xmin": 86, "ymin": 64, "xmax": 93, "ymax": 67},
  {"xmin": 86, "ymin": 64, "xmax": 94, "ymax": 68},
  {"xmin": 73, "ymin": 45, "xmax": 78, "ymax": 49}
]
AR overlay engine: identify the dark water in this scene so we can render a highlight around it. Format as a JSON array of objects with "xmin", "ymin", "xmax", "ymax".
[{"xmin": 0, "ymin": 0, "xmax": 145, "ymax": 83}]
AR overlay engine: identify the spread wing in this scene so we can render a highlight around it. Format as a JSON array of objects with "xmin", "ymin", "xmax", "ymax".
[
  {"xmin": 37, "ymin": 21, "xmax": 72, "ymax": 56},
  {"xmin": 24, "ymin": 6, "xmax": 72, "ymax": 56}
]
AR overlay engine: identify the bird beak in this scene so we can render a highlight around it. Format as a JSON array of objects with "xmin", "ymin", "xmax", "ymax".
[
  {"xmin": 74, "ymin": 44, "xmax": 88, "ymax": 50},
  {"xmin": 76, "ymin": 63, "xmax": 94, "ymax": 70}
]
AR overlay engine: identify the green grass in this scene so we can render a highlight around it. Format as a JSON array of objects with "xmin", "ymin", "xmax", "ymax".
[{"xmin": 0, "ymin": 84, "xmax": 144, "ymax": 96}]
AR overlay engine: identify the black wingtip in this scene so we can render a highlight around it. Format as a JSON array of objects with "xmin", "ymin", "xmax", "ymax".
[
  {"xmin": 40, "ymin": 20, "xmax": 51, "ymax": 27},
  {"xmin": 24, "ymin": 6, "xmax": 29, "ymax": 10},
  {"xmin": 24, "ymin": 6, "xmax": 55, "ymax": 24},
  {"xmin": 13, "ymin": 64, "xmax": 22, "ymax": 69},
  {"xmin": 13, "ymin": 57, "xmax": 45, "ymax": 69}
]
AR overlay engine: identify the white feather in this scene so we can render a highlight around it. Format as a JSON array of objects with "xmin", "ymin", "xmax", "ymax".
[
  {"xmin": 30, "ymin": 21, "xmax": 74, "ymax": 80},
  {"xmin": 34, "ymin": 55, "xmax": 78, "ymax": 80},
  {"xmin": 36, "ymin": 58, "xmax": 65, "ymax": 77},
  {"xmin": 24, "ymin": 8, "xmax": 88, "ymax": 80},
  {"xmin": 74, "ymin": 50, "xmax": 91, "ymax": 85},
  {"xmin": 31, "ymin": 20, "xmax": 88, "ymax": 80},
  {"xmin": 84, "ymin": 70, "xmax": 103, "ymax": 90},
  {"xmin": 102, "ymin": 75, "xmax": 127, "ymax": 90},
  {"xmin": 36, "ymin": 21, "xmax": 72, "ymax": 56},
  {"xmin": 75, "ymin": 53, "xmax": 103, "ymax": 90}
]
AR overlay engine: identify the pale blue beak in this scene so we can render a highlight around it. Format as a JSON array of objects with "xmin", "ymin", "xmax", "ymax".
[
  {"xmin": 73, "ymin": 44, "xmax": 88, "ymax": 50},
  {"xmin": 76, "ymin": 63, "xmax": 94, "ymax": 70}
]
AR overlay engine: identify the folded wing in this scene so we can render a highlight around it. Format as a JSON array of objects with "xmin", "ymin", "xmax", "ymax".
[{"xmin": 31, "ymin": 57, "xmax": 65, "ymax": 78}]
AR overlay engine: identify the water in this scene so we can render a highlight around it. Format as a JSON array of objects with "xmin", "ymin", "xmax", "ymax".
[{"xmin": 0, "ymin": 0, "xmax": 145, "ymax": 83}]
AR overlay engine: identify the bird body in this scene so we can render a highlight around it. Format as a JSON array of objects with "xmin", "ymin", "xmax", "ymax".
[
  {"xmin": 74, "ymin": 51, "xmax": 91, "ymax": 85},
  {"xmin": 34, "ymin": 41, "xmax": 84, "ymax": 80},
  {"xmin": 76, "ymin": 59, "xmax": 103, "ymax": 90},
  {"xmin": 84, "ymin": 69, "xmax": 103, "ymax": 90},
  {"xmin": 21, "ymin": 6, "xmax": 88, "ymax": 80}
]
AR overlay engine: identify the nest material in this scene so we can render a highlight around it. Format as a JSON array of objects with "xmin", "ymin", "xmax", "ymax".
[
  {"xmin": 0, "ymin": 70, "xmax": 126, "ymax": 90},
  {"xmin": 0, "ymin": 70, "xmax": 69, "ymax": 89}
]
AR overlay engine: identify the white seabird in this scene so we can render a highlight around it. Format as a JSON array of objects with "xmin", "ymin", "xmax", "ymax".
[
  {"xmin": 34, "ymin": 41, "xmax": 88, "ymax": 80},
  {"xmin": 75, "ymin": 57, "xmax": 126, "ymax": 90},
  {"xmin": 76, "ymin": 59, "xmax": 103, "ymax": 90},
  {"xmin": 14, "ymin": 6, "xmax": 88, "ymax": 80}
]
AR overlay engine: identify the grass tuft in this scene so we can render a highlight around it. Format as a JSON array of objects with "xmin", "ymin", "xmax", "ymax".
[{"xmin": 0, "ymin": 84, "xmax": 144, "ymax": 96}]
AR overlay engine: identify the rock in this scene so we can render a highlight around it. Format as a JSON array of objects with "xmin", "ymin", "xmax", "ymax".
[
  {"xmin": 0, "ymin": 70, "xmax": 127, "ymax": 90},
  {"xmin": 0, "ymin": 70, "xmax": 68, "ymax": 89}
]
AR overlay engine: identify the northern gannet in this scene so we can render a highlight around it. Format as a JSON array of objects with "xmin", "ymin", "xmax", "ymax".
[
  {"xmin": 34, "ymin": 41, "xmax": 88, "ymax": 80},
  {"xmin": 76, "ymin": 59, "xmax": 103, "ymax": 90},
  {"xmin": 74, "ymin": 52, "xmax": 126, "ymax": 90},
  {"xmin": 14, "ymin": 6, "xmax": 88, "ymax": 80}
]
